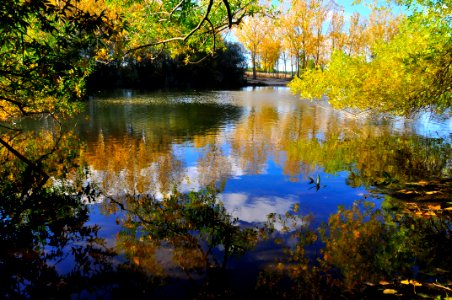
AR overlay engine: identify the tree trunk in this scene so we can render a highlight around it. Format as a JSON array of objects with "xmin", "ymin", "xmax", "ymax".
[{"xmin": 252, "ymin": 52, "xmax": 257, "ymax": 79}]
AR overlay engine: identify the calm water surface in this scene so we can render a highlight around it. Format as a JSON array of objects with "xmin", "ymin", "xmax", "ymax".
[
  {"xmin": 8, "ymin": 87, "xmax": 451, "ymax": 298},
  {"xmin": 78, "ymin": 87, "xmax": 450, "ymax": 222}
]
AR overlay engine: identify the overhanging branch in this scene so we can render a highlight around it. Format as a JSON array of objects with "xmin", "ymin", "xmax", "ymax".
[
  {"xmin": 126, "ymin": 0, "xmax": 250, "ymax": 56},
  {"xmin": 0, "ymin": 136, "xmax": 49, "ymax": 182}
]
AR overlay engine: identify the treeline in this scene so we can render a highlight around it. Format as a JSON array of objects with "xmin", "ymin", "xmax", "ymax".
[
  {"xmin": 236, "ymin": 0, "xmax": 400, "ymax": 77},
  {"xmin": 234, "ymin": 0, "xmax": 451, "ymax": 116},
  {"xmin": 87, "ymin": 42, "xmax": 247, "ymax": 90}
]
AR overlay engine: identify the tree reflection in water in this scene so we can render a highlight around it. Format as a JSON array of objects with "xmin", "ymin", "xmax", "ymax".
[
  {"xmin": 1, "ymin": 101, "xmax": 451, "ymax": 298},
  {"xmin": 257, "ymin": 200, "xmax": 452, "ymax": 299},
  {"xmin": 0, "ymin": 128, "xmax": 158, "ymax": 298}
]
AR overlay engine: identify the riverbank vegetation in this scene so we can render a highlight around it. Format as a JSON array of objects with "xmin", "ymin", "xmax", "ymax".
[
  {"xmin": 289, "ymin": 1, "xmax": 451, "ymax": 115},
  {"xmin": 235, "ymin": 0, "xmax": 450, "ymax": 115},
  {"xmin": 0, "ymin": 0, "xmax": 451, "ymax": 298}
]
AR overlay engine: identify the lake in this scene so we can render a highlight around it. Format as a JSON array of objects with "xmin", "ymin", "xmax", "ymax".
[{"xmin": 2, "ymin": 87, "xmax": 451, "ymax": 298}]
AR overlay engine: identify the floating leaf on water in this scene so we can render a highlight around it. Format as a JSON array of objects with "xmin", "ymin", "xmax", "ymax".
[
  {"xmin": 425, "ymin": 191, "xmax": 439, "ymax": 195},
  {"xmin": 410, "ymin": 280, "xmax": 422, "ymax": 286},
  {"xmin": 427, "ymin": 205, "xmax": 441, "ymax": 210},
  {"xmin": 379, "ymin": 280, "xmax": 391, "ymax": 285},
  {"xmin": 401, "ymin": 279, "xmax": 422, "ymax": 286},
  {"xmin": 401, "ymin": 279, "xmax": 410, "ymax": 285},
  {"xmin": 383, "ymin": 289, "xmax": 398, "ymax": 294},
  {"xmin": 399, "ymin": 189, "xmax": 414, "ymax": 194},
  {"xmin": 444, "ymin": 207, "xmax": 452, "ymax": 211}
]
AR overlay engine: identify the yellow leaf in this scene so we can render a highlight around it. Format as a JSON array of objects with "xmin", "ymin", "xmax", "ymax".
[
  {"xmin": 379, "ymin": 280, "xmax": 391, "ymax": 285},
  {"xmin": 383, "ymin": 289, "xmax": 398, "ymax": 294},
  {"xmin": 401, "ymin": 279, "xmax": 410, "ymax": 285},
  {"xmin": 425, "ymin": 191, "xmax": 439, "ymax": 195},
  {"xmin": 400, "ymin": 189, "xmax": 414, "ymax": 194},
  {"xmin": 427, "ymin": 205, "xmax": 441, "ymax": 210},
  {"xmin": 410, "ymin": 280, "xmax": 422, "ymax": 286}
]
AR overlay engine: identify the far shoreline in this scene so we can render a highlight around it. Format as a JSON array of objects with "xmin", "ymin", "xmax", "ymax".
[{"xmin": 244, "ymin": 72, "xmax": 292, "ymax": 87}]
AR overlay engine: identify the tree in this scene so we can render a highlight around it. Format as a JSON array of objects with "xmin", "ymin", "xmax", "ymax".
[
  {"xmin": 289, "ymin": 1, "xmax": 451, "ymax": 116},
  {"xmin": 279, "ymin": 0, "xmax": 331, "ymax": 75},
  {"xmin": 0, "ymin": 0, "xmax": 259, "ymax": 183},
  {"xmin": 328, "ymin": 9, "xmax": 346, "ymax": 53},
  {"xmin": 235, "ymin": 16, "xmax": 265, "ymax": 79},
  {"xmin": 108, "ymin": 0, "xmax": 261, "ymax": 62},
  {"xmin": 345, "ymin": 12, "xmax": 368, "ymax": 56},
  {"xmin": 258, "ymin": 18, "xmax": 282, "ymax": 72},
  {"xmin": 0, "ymin": 0, "xmax": 118, "ymax": 181}
]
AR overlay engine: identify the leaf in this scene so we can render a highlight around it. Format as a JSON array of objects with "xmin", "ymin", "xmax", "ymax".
[
  {"xmin": 399, "ymin": 189, "xmax": 414, "ymax": 194},
  {"xmin": 401, "ymin": 279, "xmax": 422, "ymax": 286},
  {"xmin": 383, "ymin": 289, "xmax": 398, "ymax": 294},
  {"xmin": 427, "ymin": 204, "xmax": 441, "ymax": 210},
  {"xmin": 379, "ymin": 280, "xmax": 391, "ymax": 285},
  {"xmin": 401, "ymin": 279, "xmax": 410, "ymax": 285},
  {"xmin": 425, "ymin": 191, "xmax": 439, "ymax": 195},
  {"xmin": 410, "ymin": 280, "xmax": 422, "ymax": 286}
]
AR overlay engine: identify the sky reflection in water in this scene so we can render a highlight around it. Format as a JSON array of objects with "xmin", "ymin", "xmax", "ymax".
[
  {"xmin": 3, "ymin": 87, "xmax": 450, "ymax": 298},
  {"xmin": 78, "ymin": 87, "xmax": 450, "ymax": 230}
]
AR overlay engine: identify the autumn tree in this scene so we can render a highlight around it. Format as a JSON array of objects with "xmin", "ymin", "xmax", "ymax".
[
  {"xmin": 281, "ymin": 0, "xmax": 313, "ymax": 73},
  {"xmin": 1, "ymin": 0, "xmax": 260, "ymax": 184},
  {"xmin": 105, "ymin": 0, "xmax": 260, "ymax": 62},
  {"xmin": 289, "ymin": 0, "xmax": 451, "ymax": 116},
  {"xmin": 259, "ymin": 18, "xmax": 282, "ymax": 72},
  {"xmin": 0, "ymin": 0, "xmax": 119, "ymax": 183},
  {"xmin": 345, "ymin": 12, "xmax": 368, "ymax": 56},
  {"xmin": 235, "ymin": 16, "xmax": 266, "ymax": 79},
  {"xmin": 279, "ymin": 0, "xmax": 331, "ymax": 74},
  {"xmin": 327, "ymin": 9, "xmax": 346, "ymax": 54}
]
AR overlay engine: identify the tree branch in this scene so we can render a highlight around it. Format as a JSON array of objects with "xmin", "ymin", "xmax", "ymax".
[
  {"xmin": 126, "ymin": 0, "xmax": 216, "ymax": 56},
  {"xmin": 222, "ymin": 0, "xmax": 233, "ymax": 28},
  {"xmin": 0, "ymin": 136, "xmax": 49, "ymax": 181}
]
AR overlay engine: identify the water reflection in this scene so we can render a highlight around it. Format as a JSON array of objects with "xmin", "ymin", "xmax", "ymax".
[
  {"xmin": 77, "ymin": 87, "xmax": 450, "ymax": 297},
  {"xmin": 79, "ymin": 88, "xmax": 450, "ymax": 209},
  {"xmin": 0, "ymin": 128, "xmax": 116, "ymax": 298},
  {"xmin": 257, "ymin": 199, "xmax": 452, "ymax": 299},
  {"xmin": 2, "ymin": 87, "xmax": 450, "ymax": 298}
]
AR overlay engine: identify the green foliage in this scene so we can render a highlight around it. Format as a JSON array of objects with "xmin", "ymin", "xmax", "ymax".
[
  {"xmin": 289, "ymin": 1, "xmax": 451, "ymax": 116},
  {"xmin": 0, "ymin": 0, "xmax": 117, "ymax": 122},
  {"xmin": 107, "ymin": 0, "xmax": 261, "ymax": 62}
]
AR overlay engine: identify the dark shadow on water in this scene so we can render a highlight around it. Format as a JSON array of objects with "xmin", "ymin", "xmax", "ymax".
[{"xmin": 1, "ymin": 98, "xmax": 451, "ymax": 298}]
